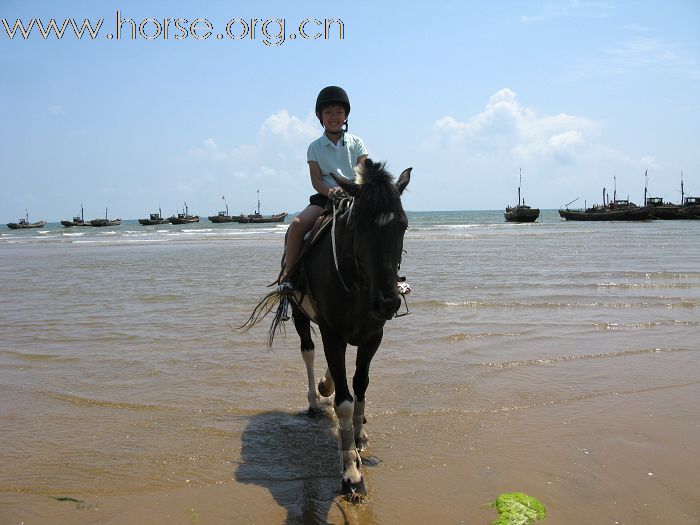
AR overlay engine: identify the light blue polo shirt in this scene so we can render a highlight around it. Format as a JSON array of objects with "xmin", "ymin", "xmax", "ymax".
[{"xmin": 307, "ymin": 132, "xmax": 368, "ymax": 188}]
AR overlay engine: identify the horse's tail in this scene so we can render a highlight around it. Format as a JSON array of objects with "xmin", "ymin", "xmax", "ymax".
[{"xmin": 239, "ymin": 287, "xmax": 292, "ymax": 349}]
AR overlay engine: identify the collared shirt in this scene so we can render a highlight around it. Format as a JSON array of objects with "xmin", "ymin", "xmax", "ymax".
[{"xmin": 307, "ymin": 132, "xmax": 368, "ymax": 188}]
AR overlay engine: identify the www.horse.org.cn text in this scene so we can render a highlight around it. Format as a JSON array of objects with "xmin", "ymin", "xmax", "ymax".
[{"xmin": 1, "ymin": 12, "xmax": 345, "ymax": 46}]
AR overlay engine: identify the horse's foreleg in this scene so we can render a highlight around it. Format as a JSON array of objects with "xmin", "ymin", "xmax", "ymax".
[
  {"xmin": 293, "ymin": 308, "xmax": 321, "ymax": 416},
  {"xmin": 336, "ymin": 399, "xmax": 364, "ymax": 498},
  {"xmin": 320, "ymin": 326, "xmax": 365, "ymax": 498},
  {"xmin": 353, "ymin": 332, "xmax": 382, "ymax": 451}
]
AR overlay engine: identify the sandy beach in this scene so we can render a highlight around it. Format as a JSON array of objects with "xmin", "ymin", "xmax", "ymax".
[{"xmin": 1, "ymin": 213, "xmax": 699, "ymax": 524}]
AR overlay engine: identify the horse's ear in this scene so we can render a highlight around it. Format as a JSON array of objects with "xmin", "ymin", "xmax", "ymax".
[
  {"xmin": 396, "ymin": 167, "xmax": 412, "ymax": 195},
  {"xmin": 331, "ymin": 173, "xmax": 361, "ymax": 197}
]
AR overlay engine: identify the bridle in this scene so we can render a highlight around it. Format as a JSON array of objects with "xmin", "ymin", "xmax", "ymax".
[{"xmin": 330, "ymin": 196, "xmax": 410, "ymax": 318}]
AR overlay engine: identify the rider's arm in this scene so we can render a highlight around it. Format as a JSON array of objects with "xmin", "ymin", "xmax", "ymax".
[{"xmin": 308, "ymin": 161, "xmax": 334, "ymax": 197}]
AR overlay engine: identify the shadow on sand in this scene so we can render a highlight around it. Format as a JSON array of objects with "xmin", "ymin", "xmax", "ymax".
[{"xmin": 235, "ymin": 410, "xmax": 348, "ymax": 524}]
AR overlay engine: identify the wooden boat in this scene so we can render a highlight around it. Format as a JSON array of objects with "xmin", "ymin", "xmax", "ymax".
[
  {"xmin": 168, "ymin": 202, "xmax": 200, "ymax": 224},
  {"xmin": 237, "ymin": 212, "xmax": 288, "ymax": 224},
  {"xmin": 139, "ymin": 208, "xmax": 169, "ymax": 225},
  {"xmin": 678, "ymin": 196, "xmax": 700, "ymax": 219},
  {"xmin": 7, "ymin": 211, "xmax": 46, "ymax": 229},
  {"xmin": 646, "ymin": 173, "xmax": 700, "ymax": 220},
  {"xmin": 90, "ymin": 208, "xmax": 122, "ymax": 227},
  {"xmin": 235, "ymin": 190, "xmax": 287, "ymax": 224},
  {"xmin": 208, "ymin": 198, "xmax": 237, "ymax": 223},
  {"xmin": 505, "ymin": 169, "xmax": 540, "ymax": 223},
  {"xmin": 61, "ymin": 205, "xmax": 90, "ymax": 227},
  {"xmin": 560, "ymin": 182, "xmax": 651, "ymax": 221},
  {"xmin": 559, "ymin": 204, "xmax": 650, "ymax": 221}
]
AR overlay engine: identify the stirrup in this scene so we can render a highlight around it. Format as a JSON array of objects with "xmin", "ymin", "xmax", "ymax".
[
  {"xmin": 277, "ymin": 281, "xmax": 293, "ymax": 321},
  {"xmin": 279, "ymin": 296, "xmax": 290, "ymax": 322}
]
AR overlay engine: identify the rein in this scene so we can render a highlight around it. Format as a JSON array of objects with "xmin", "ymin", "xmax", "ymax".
[{"xmin": 331, "ymin": 197, "xmax": 355, "ymax": 294}]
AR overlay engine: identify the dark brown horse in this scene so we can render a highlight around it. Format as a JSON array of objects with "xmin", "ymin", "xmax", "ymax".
[{"xmin": 246, "ymin": 159, "xmax": 411, "ymax": 498}]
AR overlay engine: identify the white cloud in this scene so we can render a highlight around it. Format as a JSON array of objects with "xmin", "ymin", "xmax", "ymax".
[
  {"xmin": 260, "ymin": 110, "xmax": 318, "ymax": 142},
  {"xmin": 641, "ymin": 155, "xmax": 659, "ymax": 170},
  {"xmin": 431, "ymin": 88, "xmax": 596, "ymax": 164},
  {"xmin": 565, "ymin": 36, "xmax": 700, "ymax": 82},
  {"xmin": 48, "ymin": 105, "xmax": 64, "ymax": 115},
  {"xmin": 521, "ymin": 1, "xmax": 612, "ymax": 23},
  {"xmin": 179, "ymin": 110, "xmax": 322, "ymax": 212}
]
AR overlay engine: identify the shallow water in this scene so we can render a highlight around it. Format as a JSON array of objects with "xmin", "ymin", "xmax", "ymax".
[{"xmin": 1, "ymin": 212, "xmax": 699, "ymax": 524}]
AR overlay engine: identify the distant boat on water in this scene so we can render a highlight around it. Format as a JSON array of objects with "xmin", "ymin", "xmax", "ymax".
[
  {"xmin": 168, "ymin": 202, "xmax": 200, "ymax": 224},
  {"xmin": 559, "ymin": 181, "xmax": 651, "ymax": 221},
  {"xmin": 139, "ymin": 207, "xmax": 170, "ymax": 225},
  {"xmin": 235, "ymin": 190, "xmax": 287, "ymax": 224},
  {"xmin": 7, "ymin": 211, "xmax": 46, "ymax": 229},
  {"xmin": 504, "ymin": 169, "xmax": 540, "ymax": 223},
  {"xmin": 208, "ymin": 197, "xmax": 237, "ymax": 223},
  {"xmin": 646, "ymin": 172, "xmax": 700, "ymax": 220},
  {"xmin": 61, "ymin": 205, "xmax": 90, "ymax": 227},
  {"xmin": 90, "ymin": 208, "xmax": 122, "ymax": 227}
]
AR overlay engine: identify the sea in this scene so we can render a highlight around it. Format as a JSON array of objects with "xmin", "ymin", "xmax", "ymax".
[{"xmin": 1, "ymin": 210, "xmax": 699, "ymax": 524}]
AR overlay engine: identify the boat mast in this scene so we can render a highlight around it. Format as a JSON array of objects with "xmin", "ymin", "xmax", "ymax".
[
  {"xmin": 518, "ymin": 168, "xmax": 522, "ymax": 207},
  {"xmin": 81, "ymin": 204, "xmax": 84, "ymax": 222},
  {"xmin": 257, "ymin": 190, "xmax": 261, "ymax": 215},
  {"xmin": 613, "ymin": 176, "xmax": 617, "ymax": 203},
  {"xmin": 644, "ymin": 169, "xmax": 648, "ymax": 206},
  {"xmin": 681, "ymin": 171, "xmax": 685, "ymax": 204}
]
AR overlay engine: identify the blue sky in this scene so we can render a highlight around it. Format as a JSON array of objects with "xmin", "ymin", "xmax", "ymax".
[{"xmin": 2, "ymin": 0, "xmax": 699, "ymax": 222}]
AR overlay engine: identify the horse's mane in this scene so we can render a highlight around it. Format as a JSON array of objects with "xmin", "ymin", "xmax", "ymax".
[{"xmin": 352, "ymin": 160, "xmax": 403, "ymax": 227}]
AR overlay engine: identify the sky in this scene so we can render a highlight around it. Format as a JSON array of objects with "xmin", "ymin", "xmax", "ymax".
[{"xmin": 2, "ymin": 0, "xmax": 699, "ymax": 222}]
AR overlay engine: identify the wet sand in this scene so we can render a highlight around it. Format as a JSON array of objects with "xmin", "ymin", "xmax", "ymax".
[{"xmin": 1, "ymin": 215, "xmax": 699, "ymax": 524}]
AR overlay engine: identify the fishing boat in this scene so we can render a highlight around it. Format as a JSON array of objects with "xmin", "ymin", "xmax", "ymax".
[
  {"xmin": 7, "ymin": 211, "xmax": 46, "ymax": 229},
  {"xmin": 139, "ymin": 208, "xmax": 169, "ymax": 225},
  {"xmin": 559, "ymin": 183, "xmax": 651, "ymax": 221},
  {"xmin": 90, "ymin": 208, "xmax": 122, "ymax": 227},
  {"xmin": 168, "ymin": 202, "xmax": 200, "ymax": 224},
  {"xmin": 504, "ymin": 169, "xmax": 539, "ymax": 223},
  {"xmin": 646, "ymin": 172, "xmax": 700, "ymax": 220},
  {"xmin": 61, "ymin": 205, "xmax": 90, "ymax": 227},
  {"xmin": 235, "ymin": 190, "xmax": 287, "ymax": 224},
  {"xmin": 208, "ymin": 197, "xmax": 237, "ymax": 223},
  {"xmin": 678, "ymin": 196, "xmax": 700, "ymax": 219},
  {"xmin": 559, "ymin": 201, "xmax": 651, "ymax": 221}
]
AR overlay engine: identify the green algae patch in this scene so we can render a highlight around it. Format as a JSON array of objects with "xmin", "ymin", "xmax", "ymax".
[{"xmin": 484, "ymin": 492, "xmax": 546, "ymax": 525}]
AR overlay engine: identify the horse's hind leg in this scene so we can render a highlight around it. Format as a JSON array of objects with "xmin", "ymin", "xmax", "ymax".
[
  {"xmin": 292, "ymin": 307, "xmax": 322, "ymax": 416},
  {"xmin": 318, "ymin": 367, "xmax": 335, "ymax": 398}
]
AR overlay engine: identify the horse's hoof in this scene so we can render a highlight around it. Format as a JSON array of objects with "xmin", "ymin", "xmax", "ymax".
[
  {"xmin": 307, "ymin": 406, "xmax": 322, "ymax": 418},
  {"xmin": 342, "ymin": 478, "xmax": 366, "ymax": 502},
  {"xmin": 318, "ymin": 380, "xmax": 333, "ymax": 398}
]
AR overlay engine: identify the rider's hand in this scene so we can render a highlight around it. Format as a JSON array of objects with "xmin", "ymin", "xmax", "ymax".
[{"xmin": 328, "ymin": 187, "xmax": 345, "ymax": 199}]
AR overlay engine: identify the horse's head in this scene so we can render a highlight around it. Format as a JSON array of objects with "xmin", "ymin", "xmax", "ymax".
[{"xmin": 332, "ymin": 159, "xmax": 411, "ymax": 320}]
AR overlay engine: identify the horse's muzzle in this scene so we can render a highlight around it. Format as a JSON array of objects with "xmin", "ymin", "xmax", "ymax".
[{"xmin": 373, "ymin": 291, "xmax": 401, "ymax": 320}]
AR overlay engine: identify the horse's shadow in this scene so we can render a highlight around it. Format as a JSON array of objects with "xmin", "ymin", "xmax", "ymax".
[{"xmin": 235, "ymin": 410, "xmax": 344, "ymax": 524}]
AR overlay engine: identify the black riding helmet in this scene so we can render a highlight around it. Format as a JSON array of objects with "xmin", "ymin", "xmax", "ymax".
[{"xmin": 315, "ymin": 86, "xmax": 350, "ymax": 130}]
